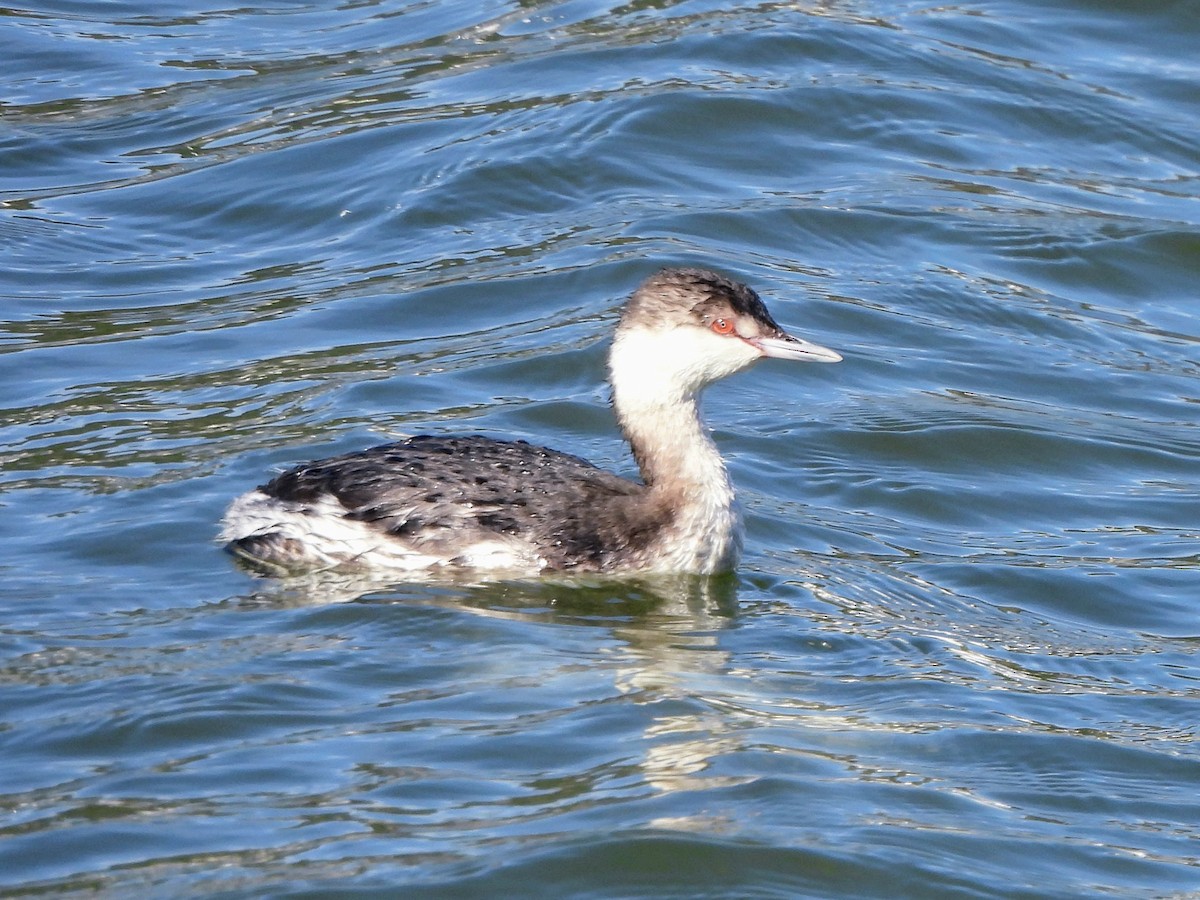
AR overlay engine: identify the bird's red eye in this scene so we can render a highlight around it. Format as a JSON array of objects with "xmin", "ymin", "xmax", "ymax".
[{"xmin": 711, "ymin": 318, "xmax": 735, "ymax": 335}]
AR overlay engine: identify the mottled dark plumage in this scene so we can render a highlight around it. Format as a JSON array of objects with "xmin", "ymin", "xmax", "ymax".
[{"xmin": 237, "ymin": 435, "xmax": 669, "ymax": 571}]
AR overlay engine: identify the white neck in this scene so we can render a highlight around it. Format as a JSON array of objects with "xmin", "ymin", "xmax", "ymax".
[{"xmin": 608, "ymin": 327, "xmax": 743, "ymax": 572}]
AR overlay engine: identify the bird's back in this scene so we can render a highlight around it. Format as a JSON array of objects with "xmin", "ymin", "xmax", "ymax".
[{"xmin": 223, "ymin": 435, "xmax": 672, "ymax": 574}]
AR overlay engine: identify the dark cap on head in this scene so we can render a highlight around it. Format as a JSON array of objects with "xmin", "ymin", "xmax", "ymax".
[{"xmin": 622, "ymin": 267, "xmax": 785, "ymax": 333}]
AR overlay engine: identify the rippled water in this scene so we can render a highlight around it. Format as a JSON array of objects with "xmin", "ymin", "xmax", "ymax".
[{"xmin": 2, "ymin": 0, "xmax": 1198, "ymax": 896}]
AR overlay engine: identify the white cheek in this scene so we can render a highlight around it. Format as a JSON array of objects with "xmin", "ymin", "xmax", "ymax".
[{"xmin": 610, "ymin": 327, "xmax": 760, "ymax": 397}]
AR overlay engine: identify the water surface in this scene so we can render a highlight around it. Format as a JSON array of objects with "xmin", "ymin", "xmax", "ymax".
[{"xmin": 2, "ymin": 0, "xmax": 1198, "ymax": 896}]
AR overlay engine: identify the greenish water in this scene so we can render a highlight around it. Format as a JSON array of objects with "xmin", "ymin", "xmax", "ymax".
[{"xmin": 2, "ymin": 1, "xmax": 1198, "ymax": 896}]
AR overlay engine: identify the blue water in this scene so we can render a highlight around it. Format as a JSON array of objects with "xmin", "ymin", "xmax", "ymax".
[{"xmin": 2, "ymin": 0, "xmax": 1198, "ymax": 896}]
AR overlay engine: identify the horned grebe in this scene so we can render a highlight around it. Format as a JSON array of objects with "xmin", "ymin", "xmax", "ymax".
[{"xmin": 221, "ymin": 267, "xmax": 841, "ymax": 576}]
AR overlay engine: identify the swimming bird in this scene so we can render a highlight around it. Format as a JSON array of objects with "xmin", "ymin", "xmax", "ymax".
[{"xmin": 221, "ymin": 266, "xmax": 841, "ymax": 577}]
